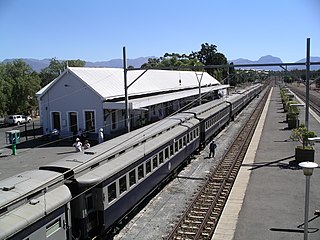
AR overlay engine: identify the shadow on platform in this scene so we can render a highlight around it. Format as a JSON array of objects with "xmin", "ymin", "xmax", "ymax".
[{"xmin": 242, "ymin": 155, "xmax": 295, "ymax": 171}]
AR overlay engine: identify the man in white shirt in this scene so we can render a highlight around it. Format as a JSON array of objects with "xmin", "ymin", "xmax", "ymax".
[{"xmin": 73, "ymin": 138, "xmax": 82, "ymax": 152}]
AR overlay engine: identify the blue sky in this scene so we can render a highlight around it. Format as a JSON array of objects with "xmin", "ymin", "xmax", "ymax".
[{"xmin": 0, "ymin": 0, "xmax": 319, "ymax": 63}]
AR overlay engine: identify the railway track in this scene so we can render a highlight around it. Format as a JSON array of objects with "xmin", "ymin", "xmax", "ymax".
[
  {"xmin": 289, "ymin": 86, "xmax": 320, "ymax": 116},
  {"xmin": 166, "ymin": 86, "xmax": 271, "ymax": 240}
]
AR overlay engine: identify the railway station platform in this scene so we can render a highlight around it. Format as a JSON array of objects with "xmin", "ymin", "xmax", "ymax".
[{"xmin": 213, "ymin": 86, "xmax": 320, "ymax": 240}]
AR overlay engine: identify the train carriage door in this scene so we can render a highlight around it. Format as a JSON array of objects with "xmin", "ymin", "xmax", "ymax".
[{"xmin": 69, "ymin": 112, "xmax": 78, "ymax": 135}]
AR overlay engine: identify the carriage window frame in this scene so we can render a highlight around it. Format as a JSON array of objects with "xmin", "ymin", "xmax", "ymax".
[
  {"xmin": 164, "ymin": 147, "xmax": 169, "ymax": 159},
  {"xmin": 146, "ymin": 159, "xmax": 152, "ymax": 174},
  {"xmin": 170, "ymin": 144, "xmax": 174, "ymax": 156},
  {"xmin": 119, "ymin": 175, "xmax": 127, "ymax": 195},
  {"xmin": 46, "ymin": 218, "xmax": 62, "ymax": 238},
  {"xmin": 138, "ymin": 164, "xmax": 144, "ymax": 180},
  {"xmin": 179, "ymin": 138, "xmax": 183, "ymax": 149},
  {"xmin": 107, "ymin": 182, "xmax": 117, "ymax": 203},
  {"xmin": 129, "ymin": 169, "xmax": 136, "ymax": 187},
  {"xmin": 159, "ymin": 151, "xmax": 164, "ymax": 164}
]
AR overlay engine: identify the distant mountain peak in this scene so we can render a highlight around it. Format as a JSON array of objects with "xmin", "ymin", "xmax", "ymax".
[{"xmin": 257, "ymin": 55, "xmax": 282, "ymax": 63}]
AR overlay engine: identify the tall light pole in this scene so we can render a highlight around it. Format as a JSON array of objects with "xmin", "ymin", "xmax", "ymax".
[{"xmin": 299, "ymin": 161, "xmax": 318, "ymax": 240}]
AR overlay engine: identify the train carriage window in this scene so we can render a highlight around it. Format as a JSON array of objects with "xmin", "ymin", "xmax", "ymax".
[
  {"xmin": 186, "ymin": 134, "xmax": 190, "ymax": 143},
  {"xmin": 46, "ymin": 218, "xmax": 61, "ymax": 237},
  {"xmin": 152, "ymin": 155, "xmax": 158, "ymax": 169},
  {"xmin": 164, "ymin": 147, "xmax": 169, "ymax": 159},
  {"xmin": 170, "ymin": 145, "xmax": 174, "ymax": 156},
  {"xmin": 119, "ymin": 176, "xmax": 127, "ymax": 194},
  {"xmin": 129, "ymin": 169, "xmax": 136, "ymax": 187},
  {"xmin": 179, "ymin": 138, "xmax": 183, "ymax": 149},
  {"xmin": 159, "ymin": 151, "xmax": 164, "ymax": 164},
  {"xmin": 108, "ymin": 182, "xmax": 117, "ymax": 202},
  {"xmin": 175, "ymin": 141, "xmax": 179, "ymax": 152},
  {"xmin": 146, "ymin": 160, "xmax": 152, "ymax": 174},
  {"xmin": 86, "ymin": 193, "xmax": 94, "ymax": 211},
  {"xmin": 183, "ymin": 136, "xmax": 187, "ymax": 146},
  {"xmin": 138, "ymin": 165, "xmax": 144, "ymax": 180}
]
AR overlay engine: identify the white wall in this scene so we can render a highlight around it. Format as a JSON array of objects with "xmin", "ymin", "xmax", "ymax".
[{"xmin": 39, "ymin": 72, "xmax": 103, "ymax": 136}]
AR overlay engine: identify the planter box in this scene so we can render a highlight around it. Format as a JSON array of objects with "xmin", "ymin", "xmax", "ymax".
[
  {"xmin": 288, "ymin": 118, "xmax": 299, "ymax": 129},
  {"xmin": 290, "ymin": 147, "xmax": 315, "ymax": 167}
]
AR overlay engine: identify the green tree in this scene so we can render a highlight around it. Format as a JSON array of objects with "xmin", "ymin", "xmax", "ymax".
[
  {"xmin": 193, "ymin": 43, "xmax": 228, "ymax": 81},
  {"xmin": 39, "ymin": 58, "xmax": 65, "ymax": 87},
  {"xmin": 141, "ymin": 58, "xmax": 161, "ymax": 68},
  {"xmin": 0, "ymin": 64, "xmax": 10, "ymax": 116},
  {"xmin": 141, "ymin": 54, "xmax": 203, "ymax": 70},
  {"xmin": 39, "ymin": 58, "xmax": 85, "ymax": 87},
  {"xmin": 67, "ymin": 59, "xmax": 86, "ymax": 67},
  {"xmin": 3, "ymin": 60, "xmax": 41, "ymax": 114}
]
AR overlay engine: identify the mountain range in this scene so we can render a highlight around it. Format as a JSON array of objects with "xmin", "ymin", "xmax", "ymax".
[{"xmin": 2, "ymin": 55, "xmax": 320, "ymax": 72}]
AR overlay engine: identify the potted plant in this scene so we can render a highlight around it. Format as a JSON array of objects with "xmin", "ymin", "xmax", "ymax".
[
  {"xmin": 289, "ymin": 124, "xmax": 317, "ymax": 166},
  {"xmin": 286, "ymin": 101, "xmax": 299, "ymax": 128}
]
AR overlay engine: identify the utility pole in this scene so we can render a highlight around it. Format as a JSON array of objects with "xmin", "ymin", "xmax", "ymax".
[
  {"xmin": 195, "ymin": 72, "xmax": 204, "ymax": 105},
  {"xmin": 305, "ymin": 38, "xmax": 310, "ymax": 130},
  {"xmin": 123, "ymin": 47, "xmax": 130, "ymax": 132}
]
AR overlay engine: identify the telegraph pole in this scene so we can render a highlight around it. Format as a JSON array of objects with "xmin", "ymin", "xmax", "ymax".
[
  {"xmin": 123, "ymin": 47, "xmax": 130, "ymax": 132},
  {"xmin": 305, "ymin": 38, "xmax": 310, "ymax": 130}
]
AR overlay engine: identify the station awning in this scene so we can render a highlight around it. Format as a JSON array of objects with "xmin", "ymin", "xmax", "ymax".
[{"xmin": 103, "ymin": 85, "xmax": 229, "ymax": 110}]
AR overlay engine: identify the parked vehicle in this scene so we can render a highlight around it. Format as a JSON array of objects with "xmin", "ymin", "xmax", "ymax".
[{"xmin": 7, "ymin": 114, "xmax": 32, "ymax": 125}]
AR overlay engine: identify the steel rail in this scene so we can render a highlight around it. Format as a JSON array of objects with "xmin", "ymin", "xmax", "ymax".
[{"xmin": 166, "ymin": 85, "xmax": 271, "ymax": 240}]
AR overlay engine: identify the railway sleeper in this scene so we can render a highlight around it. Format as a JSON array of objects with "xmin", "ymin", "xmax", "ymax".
[
  {"xmin": 206, "ymin": 220, "xmax": 216, "ymax": 225},
  {"xmin": 177, "ymin": 230, "xmax": 196, "ymax": 236},
  {"xmin": 195, "ymin": 205, "xmax": 211, "ymax": 211},
  {"xmin": 184, "ymin": 219, "xmax": 202, "ymax": 224},
  {"xmin": 190, "ymin": 210, "xmax": 207, "ymax": 215},
  {"xmin": 188, "ymin": 214, "xmax": 205, "ymax": 220},
  {"xmin": 181, "ymin": 225, "xmax": 199, "ymax": 230},
  {"xmin": 201, "ymin": 232, "xmax": 211, "ymax": 237}
]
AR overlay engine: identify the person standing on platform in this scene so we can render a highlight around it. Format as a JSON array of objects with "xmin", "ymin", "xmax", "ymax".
[
  {"xmin": 98, "ymin": 128, "xmax": 104, "ymax": 144},
  {"xmin": 209, "ymin": 140, "xmax": 217, "ymax": 158}
]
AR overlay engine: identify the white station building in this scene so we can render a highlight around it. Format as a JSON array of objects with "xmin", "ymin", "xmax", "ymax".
[{"xmin": 36, "ymin": 67, "xmax": 228, "ymax": 142}]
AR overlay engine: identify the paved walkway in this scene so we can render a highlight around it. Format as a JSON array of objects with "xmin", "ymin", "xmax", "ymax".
[
  {"xmin": 214, "ymin": 86, "xmax": 320, "ymax": 240},
  {"xmin": 0, "ymin": 137, "xmax": 76, "ymax": 181}
]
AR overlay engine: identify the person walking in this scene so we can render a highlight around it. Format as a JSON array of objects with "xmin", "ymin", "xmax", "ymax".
[
  {"xmin": 73, "ymin": 138, "xmax": 82, "ymax": 152},
  {"xmin": 209, "ymin": 140, "xmax": 217, "ymax": 158}
]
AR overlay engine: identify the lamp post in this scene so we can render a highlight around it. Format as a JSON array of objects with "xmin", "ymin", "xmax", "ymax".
[{"xmin": 299, "ymin": 161, "xmax": 318, "ymax": 240}]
